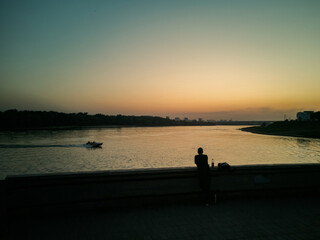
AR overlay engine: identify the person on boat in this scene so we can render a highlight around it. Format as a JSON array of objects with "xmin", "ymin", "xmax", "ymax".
[{"xmin": 194, "ymin": 147, "xmax": 211, "ymax": 205}]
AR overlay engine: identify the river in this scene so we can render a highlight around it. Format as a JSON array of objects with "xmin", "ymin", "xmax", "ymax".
[{"xmin": 0, "ymin": 126, "xmax": 320, "ymax": 179}]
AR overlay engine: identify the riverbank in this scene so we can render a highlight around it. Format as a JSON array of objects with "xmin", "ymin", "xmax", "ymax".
[
  {"xmin": 0, "ymin": 109, "xmax": 272, "ymax": 131},
  {"xmin": 3, "ymin": 164, "xmax": 320, "ymax": 239},
  {"xmin": 241, "ymin": 121, "xmax": 320, "ymax": 139},
  {"xmin": 3, "ymin": 164, "xmax": 320, "ymax": 213}
]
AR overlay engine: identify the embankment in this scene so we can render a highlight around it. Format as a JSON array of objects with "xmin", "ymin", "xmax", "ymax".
[
  {"xmin": 2, "ymin": 164, "xmax": 320, "ymax": 218},
  {"xmin": 241, "ymin": 121, "xmax": 320, "ymax": 139}
]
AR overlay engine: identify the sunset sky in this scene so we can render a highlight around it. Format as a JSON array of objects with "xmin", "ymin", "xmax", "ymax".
[{"xmin": 1, "ymin": 0, "xmax": 320, "ymax": 120}]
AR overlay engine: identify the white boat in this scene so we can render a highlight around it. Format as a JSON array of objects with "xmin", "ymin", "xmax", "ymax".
[{"xmin": 85, "ymin": 141, "xmax": 103, "ymax": 148}]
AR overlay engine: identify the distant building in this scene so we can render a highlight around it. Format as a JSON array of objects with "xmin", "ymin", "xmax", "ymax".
[
  {"xmin": 297, "ymin": 111, "xmax": 314, "ymax": 121},
  {"xmin": 174, "ymin": 117, "xmax": 181, "ymax": 121},
  {"xmin": 183, "ymin": 117, "xmax": 193, "ymax": 122}
]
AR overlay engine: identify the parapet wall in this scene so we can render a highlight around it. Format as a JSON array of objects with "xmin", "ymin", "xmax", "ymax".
[{"xmin": 3, "ymin": 164, "xmax": 320, "ymax": 213}]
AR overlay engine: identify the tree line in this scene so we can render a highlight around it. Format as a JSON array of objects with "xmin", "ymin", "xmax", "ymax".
[{"xmin": 0, "ymin": 110, "xmax": 214, "ymax": 130}]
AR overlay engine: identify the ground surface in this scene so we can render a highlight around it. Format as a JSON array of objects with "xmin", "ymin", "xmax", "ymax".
[{"xmin": 5, "ymin": 196, "xmax": 320, "ymax": 240}]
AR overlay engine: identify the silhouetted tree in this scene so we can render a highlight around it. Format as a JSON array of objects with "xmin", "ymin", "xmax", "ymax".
[{"xmin": 0, "ymin": 110, "xmax": 217, "ymax": 130}]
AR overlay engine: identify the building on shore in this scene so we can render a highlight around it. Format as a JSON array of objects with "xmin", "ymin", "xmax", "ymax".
[{"xmin": 297, "ymin": 111, "xmax": 314, "ymax": 121}]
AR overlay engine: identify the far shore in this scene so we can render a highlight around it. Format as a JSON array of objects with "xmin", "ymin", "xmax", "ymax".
[
  {"xmin": 1, "ymin": 110, "xmax": 275, "ymax": 131},
  {"xmin": 241, "ymin": 121, "xmax": 320, "ymax": 139},
  {"xmin": 0, "ymin": 123, "xmax": 271, "ymax": 132}
]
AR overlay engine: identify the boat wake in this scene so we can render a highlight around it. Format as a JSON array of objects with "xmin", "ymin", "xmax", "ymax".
[{"xmin": 0, "ymin": 144, "xmax": 87, "ymax": 149}]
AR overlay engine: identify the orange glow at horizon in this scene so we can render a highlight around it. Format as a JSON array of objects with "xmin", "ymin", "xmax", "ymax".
[{"xmin": 1, "ymin": 1, "xmax": 320, "ymax": 120}]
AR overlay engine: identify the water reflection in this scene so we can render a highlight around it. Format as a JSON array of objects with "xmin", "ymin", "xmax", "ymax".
[
  {"xmin": 86, "ymin": 146, "xmax": 102, "ymax": 151},
  {"xmin": 0, "ymin": 126, "xmax": 320, "ymax": 179},
  {"xmin": 296, "ymin": 138, "xmax": 311, "ymax": 147}
]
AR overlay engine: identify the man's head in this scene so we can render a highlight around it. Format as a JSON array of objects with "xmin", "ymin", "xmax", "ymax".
[{"xmin": 197, "ymin": 147, "xmax": 203, "ymax": 155}]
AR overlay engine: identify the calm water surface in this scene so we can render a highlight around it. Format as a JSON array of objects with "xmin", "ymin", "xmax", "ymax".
[{"xmin": 1, "ymin": 126, "xmax": 320, "ymax": 179}]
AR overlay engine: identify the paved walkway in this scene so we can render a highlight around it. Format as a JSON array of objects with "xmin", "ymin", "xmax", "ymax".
[{"xmin": 5, "ymin": 196, "xmax": 320, "ymax": 240}]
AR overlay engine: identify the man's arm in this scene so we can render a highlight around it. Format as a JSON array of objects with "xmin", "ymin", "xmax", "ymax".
[{"xmin": 204, "ymin": 155, "xmax": 209, "ymax": 165}]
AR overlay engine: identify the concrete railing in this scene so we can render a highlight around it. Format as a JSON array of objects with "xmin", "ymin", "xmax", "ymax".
[
  {"xmin": 2, "ymin": 164, "xmax": 320, "ymax": 213},
  {"xmin": 213, "ymin": 164, "xmax": 320, "ymax": 195}
]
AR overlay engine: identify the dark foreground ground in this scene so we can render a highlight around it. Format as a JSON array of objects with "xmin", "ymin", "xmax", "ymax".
[{"xmin": 5, "ymin": 196, "xmax": 320, "ymax": 240}]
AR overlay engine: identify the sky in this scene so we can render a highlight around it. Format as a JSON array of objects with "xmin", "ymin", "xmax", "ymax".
[{"xmin": 1, "ymin": 0, "xmax": 320, "ymax": 121}]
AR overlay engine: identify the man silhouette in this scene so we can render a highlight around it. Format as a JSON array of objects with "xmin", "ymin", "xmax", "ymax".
[{"xmin": 194, "ymin": 147, "xmax": 211, "ymax": 205}]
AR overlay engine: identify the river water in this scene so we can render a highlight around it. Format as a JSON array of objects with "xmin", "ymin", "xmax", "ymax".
[{"xmin": 0, "ymin": 126, "xmax": 320, "ymax": 179}]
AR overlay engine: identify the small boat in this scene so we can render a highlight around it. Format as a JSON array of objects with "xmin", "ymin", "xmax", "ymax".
[{"xmin": 85, "ymin": 141, "xmax": 103, "ymax": 148}]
